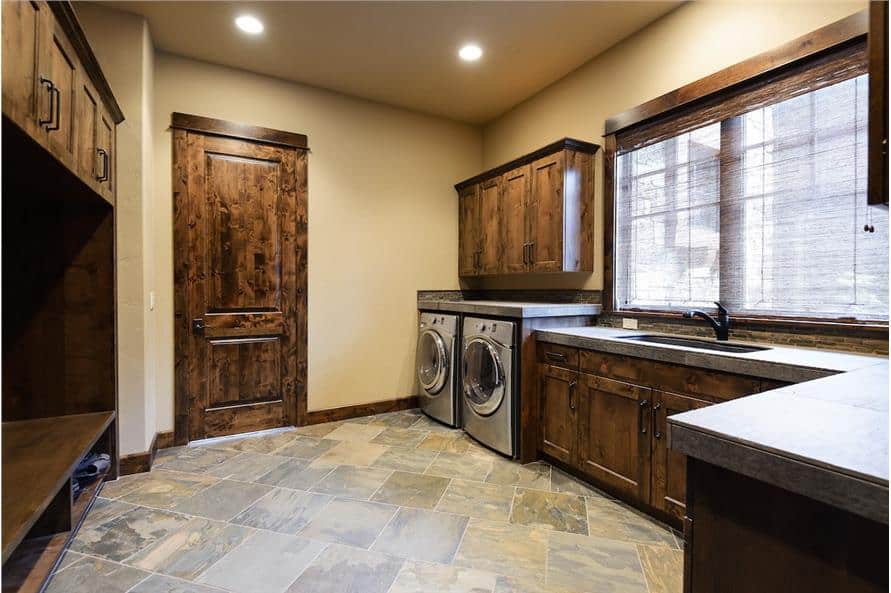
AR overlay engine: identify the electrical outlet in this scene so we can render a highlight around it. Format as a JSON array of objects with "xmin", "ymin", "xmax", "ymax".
[{"xmin": 622, "ymin": 318, "xmax": 639, "ymax": 330}]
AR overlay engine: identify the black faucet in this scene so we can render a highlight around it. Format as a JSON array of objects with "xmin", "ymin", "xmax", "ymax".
[{"xmin": 683, "ymin": 301, "xmax": 731, "ymax": 341}]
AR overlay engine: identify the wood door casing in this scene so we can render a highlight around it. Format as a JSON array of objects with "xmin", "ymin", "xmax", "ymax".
[
  {"xmin": 539, "ymin": 364, "xmax": 578, "ymax": 465},
  {"xmin": 458, "ymin": 184, "xmax": 480, "ymax": 276},
  {"xmin": 501, "ymin": 165, "xmax": 530, "ymax": 273},
  {"xmin": 174, "ymin": 127, "xmax": 307, "ymax": 444},
  {"xmin": 652, "ymin": 390, "xmax": 711, "ymax": 522},
  {"xmin": 478, "ymin": 177, "xmax": 501, "ymax": 275},
  {"xmin": 529, "ymin": 152, "xmax": 564, "ymax": 272},
  {"xmin": 577, "ymin": 373, "xmax": 652, "ymax": 503}
]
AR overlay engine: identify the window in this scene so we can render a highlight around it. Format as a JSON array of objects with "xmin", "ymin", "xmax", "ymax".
[{"xmin": 613, "ymin": 43, "xmax": 888, "ymax": 321}]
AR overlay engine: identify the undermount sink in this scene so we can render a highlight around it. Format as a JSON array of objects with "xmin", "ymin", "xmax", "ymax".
[{"xmin": 618, "ymin": 334, "xmax": 771, "ymax": 353}]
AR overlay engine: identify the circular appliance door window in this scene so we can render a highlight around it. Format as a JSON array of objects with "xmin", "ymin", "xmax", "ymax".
[
  {"xmin": 462, "ymin": 338, "xmax": 505, "ymax": 416},
  {"xmin": 417, "ymin": 329, "xmax": 448, "ymax": 394}
]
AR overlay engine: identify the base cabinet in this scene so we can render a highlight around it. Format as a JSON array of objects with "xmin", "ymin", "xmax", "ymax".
[{"xmin": 539, "ymin": 364, "xmax": 577, "ymax": 465}]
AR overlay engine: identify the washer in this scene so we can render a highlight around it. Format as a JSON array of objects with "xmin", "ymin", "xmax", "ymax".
[
  {"xmin": 461, "ymin": 316, "xmax": 517, "ymax": 457},
  {"xmin": 416, "ymin": 312, "xmax": 460, "ymax": 427}
]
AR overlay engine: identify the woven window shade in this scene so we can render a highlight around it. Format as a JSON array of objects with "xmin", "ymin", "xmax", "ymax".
[{"xmin": 614, "ymin": 41, "xmax": 888, "ymax": 320}]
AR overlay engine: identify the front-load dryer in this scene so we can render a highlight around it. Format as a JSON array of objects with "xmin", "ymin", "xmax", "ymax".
[
  {"xmin": 461, "ymin": 317, "xmax": 517, "ymax": 457},
  {"xmin": 416, "ymin": 312, "xmax": 459, "ymax": 427}
]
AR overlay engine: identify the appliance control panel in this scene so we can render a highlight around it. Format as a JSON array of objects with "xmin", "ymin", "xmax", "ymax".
[{"xmin": 463, "ymin": 317, "xmax": 514, "ymax": 346}]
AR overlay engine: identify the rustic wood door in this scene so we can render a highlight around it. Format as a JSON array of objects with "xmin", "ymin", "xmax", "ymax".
[
  {"xmin": 458, "ymin": 183, "xmax": 480, "ymax": 276},
  {"xmin": 501, "ymin": 165, "xmax": 530, "ymax": 273},
  {"xmin": 478, "ymin": 177, "xmax": 501, "ymax": 275},
  {"xmin": 577, "ymin": 373, "xmax": 652, "ymax": 503},
  {"xmin": 652, "ymin": 390, "xmax": 710, "ymax": 521},
  {"xmin": 539, "ymin": 364, "xmax": 577, "ymax": 465},
  {"xmin": 529, "ymin": 152, "xmax": 564, "ymax": 272},
  {"xmin": 173, "ymin": 120, "xmax": 308, "ymax": 444}
]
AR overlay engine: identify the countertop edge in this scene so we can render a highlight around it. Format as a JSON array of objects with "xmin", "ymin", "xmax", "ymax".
[{"xmin": 418, "ymin": 301, "xmax": 603, "ymax": 319}]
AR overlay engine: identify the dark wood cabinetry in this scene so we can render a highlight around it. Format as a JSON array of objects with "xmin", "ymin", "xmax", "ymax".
[
  {"xmin": 455, "ymin": 138, "xmax": 599, "ymax": 277},
  {"xmin": 868, "ymin": 0, "xmax": 888, "ymax": 206},
  {"xmin": 2, "ymin": 2, "xmax": 122, "ymax": 591},
  {"xmin": 537, "ymin": 344, "xmax": 786, "ymax": 527}
]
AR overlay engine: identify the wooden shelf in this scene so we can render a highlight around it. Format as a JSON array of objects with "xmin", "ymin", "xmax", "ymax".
[{"xmin": 2, "ymin": 412, "xmax": 114, "ymax": 563}]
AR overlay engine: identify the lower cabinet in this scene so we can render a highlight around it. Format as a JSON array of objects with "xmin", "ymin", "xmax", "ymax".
[{"xmin": 539, "ymin": 364, "xmax": 577, "ymax": 465}]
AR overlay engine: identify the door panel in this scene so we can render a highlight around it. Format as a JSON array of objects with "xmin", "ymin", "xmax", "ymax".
[
  {"xmin": 178, "ymin": 132, "xmax": 300, "ymax": 442},
  {"xmin": 479, "ymin": 177, "xmax": 501, "ymax": 274},
  {"xmin": 652, "ymin": 390, "xmax": 711, "ymax": 521},
  {"xmin": 501, "ymin": 165, "xmax": 530, "ymax": 273},
  {"xmin": 75, "ymin": 77, "xmax": 98, "ymax": 189},
  {"xmin": 2, "ymin": 0, "xmax": 46, "ymax": 136},
  {"xmin": 44, "ymin": 19, "xmax": 77, "ymax": 167},
  {"xmin": 578, "ymin": 373, "xmax": 652, "ymax": 502},
  {"xmin": 458, "ymin": 184, "xmax": 480, "ymax": 276},
  {"xmin": 529, "ymin": 152, "xmax": 564, "ymax": 272},
  {"xmin": 539, "ymin": 364, "xmax": 577, "ymax": 465}
]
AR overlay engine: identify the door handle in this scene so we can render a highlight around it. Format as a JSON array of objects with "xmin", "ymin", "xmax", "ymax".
[
  {"xmin": 38, "ymin": 76, "xmax": 55, "ymax": 127},
  {"xmin": 639, "ymin": 399, "xmax": 649, "ymax": 434},
  {"xmin": 191, "ymin": 318, "xmax": 206, "ymax": 336},
  {"xmin": 653, "ymin": 402, "xmax": 662, "ymax": 439}
]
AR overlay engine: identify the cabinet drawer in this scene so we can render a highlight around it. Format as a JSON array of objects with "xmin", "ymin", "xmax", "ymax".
[
  {"xmin": 537, "ymin": 343, "xmax": 578, "ymax": 368},
  {"xmin": 579, "ymin": 349, "xmax": 649, "ymax": 383}
]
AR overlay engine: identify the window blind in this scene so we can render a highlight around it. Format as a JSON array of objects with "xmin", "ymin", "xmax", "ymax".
[{"xmin": 614, "ymin": 41, "xmax": 888, "ymax": 321}]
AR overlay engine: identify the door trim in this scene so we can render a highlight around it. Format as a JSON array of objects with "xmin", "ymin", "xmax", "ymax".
[{"xmin": 172, "ymin": 114, "xmax": 309, "ymax": 446}]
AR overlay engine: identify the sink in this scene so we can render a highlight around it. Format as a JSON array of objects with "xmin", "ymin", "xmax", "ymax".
[{"xmin": 617, "ymin": 334, "xmax": 770, "ymax": 353}]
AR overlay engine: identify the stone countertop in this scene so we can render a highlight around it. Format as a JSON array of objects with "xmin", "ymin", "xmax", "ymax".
[
  {"xmin": 535, "ymin": 325, "xmax": 888, "ymax": 523},
  {"xmin": 419, "ymin": 300, "xmax": 602, "ymax": 319}
]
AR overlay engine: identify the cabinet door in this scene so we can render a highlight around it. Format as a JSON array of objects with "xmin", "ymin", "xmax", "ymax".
[
  {"xmin": 529, "ymin": 151, "xmax": 565, "ymax": 272},
  {"xmin": 42, "ymin": 16, "xmax": 78, "ymax": 168},
  {"xmin": 458, "ymin": 184, "xmax": 480, "ymax": 276},
  {"xmin": 652, "ymin": 390, "xmax": 711, "ymax": 522},
  {"xmin": 501, "ymin": 165, "xmax": 530, "ymax": 273},
  {"xmin": 868, "ymin": 0, "xmax": 888, "ymax": 206},
  {"xmin": 1, "ymin": 0, "xmax": 49, "ymax": 137},
  {"xmin": 75, "ymin": 76, "xmax": 99, "ymax": 190},
  {"xmin": 578, "ymin": 373, "xmax": 652, "ymax": 502},
  {"xmin": 97, "ymin": 107, "xmax": 115, "ymax": 202},
  {"xmin": 478, "ymin": 177, "xmax": 501, "ymax": 275},
  {"xmin": 539, "ymin": 364, "xmax": 578, "ymax": 465}
]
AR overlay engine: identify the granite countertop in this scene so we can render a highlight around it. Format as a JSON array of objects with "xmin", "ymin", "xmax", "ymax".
[
  {"xmin": 535, "ymin": 325, "xmax": 888, "ymax": 523},
  {"xmin": 419, "ymin": 300, "xmax": 602, "ymax": 319}
]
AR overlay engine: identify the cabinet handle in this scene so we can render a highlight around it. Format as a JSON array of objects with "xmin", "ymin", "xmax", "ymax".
[
  {"xmin": 544, "ymin": 351, "xmax": 567, "ymax": 363},
  {"xmin": 47, "ymin": 86, "xmax": 61, "ymax": 131},
  {"xmin": 38, "ymin": 76, "xmax": 55, "ymax": 127},
  {"xmin": 653, "ymin": 402, "xmax": 662, "ymax": 439},
  {"xmin": 529, "ymin": 241, "xmax": 535, "ymax": 264},
  {"xmin": 97, "ymin": 148, "xmax": 109, "ymax": 182},
  {"xmin": 568, "ymin": 379, "xmax": 577, "ymax": 410},
  {"xmin": 639, "ymin": 399, "xmax": 649, "ymax": 434}
]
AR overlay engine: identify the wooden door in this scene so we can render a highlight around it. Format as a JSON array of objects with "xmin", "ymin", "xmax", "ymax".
[
  {"xmin": 652, "ymin": 390, "xmax": 710, "ymax": 521},
  {"xmin": 96, "ymin": 108, "xmax": 114, "ymax": 202},
  {"xmin": 458, "ymin": 184, "xmax": 480, "ymax": 276},
  {"xmin": 174, "ymin": 129, "xmax": 306, "ymax": 443},
  {"xmin": 501, "ymin": 165, "xmax": 530, "ymax": 273},
  {"xmin": 42, "ymin": 16, "xmax": 78, "ymax": 168},
  {"xmin": 578, "ymin": 373, "xmax": 652, "ymax": 502},
  {"xmin": 478, "ymin": 177, "xmax": 501, "ymax": 275},
  {"xmin": 529, "ymin": 152, "xmax": 565, "ymax": 272},
  {"xmin": 1, "ymin": 0, "xmax": 49, "ymax": 137},
  {"xmin": 75, "ymin": 76, "xmax": 99, "ymax": 191},
  {"xmin": 539, "ymin": 364, "xmax": 577, "ymax": 465}
]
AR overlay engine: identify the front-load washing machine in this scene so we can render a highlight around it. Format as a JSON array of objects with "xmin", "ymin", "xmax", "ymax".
[
  {"xmin": 416, "ymin": 312, "xmax": 459, "ymax": 427},
  {"xmin": 461, "ymin": 316, "xmax": 517, "ymax": 457}
]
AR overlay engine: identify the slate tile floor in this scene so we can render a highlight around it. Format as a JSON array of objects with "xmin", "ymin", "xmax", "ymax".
[{"xmin": 48, "ymin": 409, "xmax": 683, "ymax": 593}]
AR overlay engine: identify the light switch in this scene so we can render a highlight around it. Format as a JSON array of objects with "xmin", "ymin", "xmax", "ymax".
[{"xmin": 622, "ymin": 318, "xmax": 638, "ymax": 330}]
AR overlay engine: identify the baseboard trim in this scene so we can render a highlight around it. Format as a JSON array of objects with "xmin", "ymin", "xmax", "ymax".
[
  {"xmin": 118, "ymin": 429, "xmax": 175, "ymax": 476},
  {"xmin": 304, "ymin": 396, "xmax": 419, "ymax": 425}
]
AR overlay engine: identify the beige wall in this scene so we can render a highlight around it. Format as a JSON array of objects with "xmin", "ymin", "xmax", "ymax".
[
  {"xmin": 76, "ymin": 4, "xmax": 157, "ymax": 455},
  {"xmin": 476, "ymin": 0, "xmax": 866, "ymax": 293},
  {"xmin": 151, "ymin": 52, "xmax": 479, "ymax": 432}
]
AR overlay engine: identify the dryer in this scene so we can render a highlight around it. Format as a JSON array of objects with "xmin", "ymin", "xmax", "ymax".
[
  {"xmin": 416, "ymin": 312, "xmax": 460, "ymax": 427},
  {"xmin": 461, "ymin": 316, "xmax": 517, "ymax": 457}
]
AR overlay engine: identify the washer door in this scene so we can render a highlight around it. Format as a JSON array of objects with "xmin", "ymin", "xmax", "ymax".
[
  {"xmin": 462, "ymin": 337, "xmax": 505, "ymax": 417},
  {"xmin": 417, "ymin": 329, "xmax": 448, "ymax": 394}
]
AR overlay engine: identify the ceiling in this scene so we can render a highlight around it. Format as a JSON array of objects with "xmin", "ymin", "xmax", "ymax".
[{"xmin": 102, "ymin": 1, "xmax": 680, "ymax": 124}]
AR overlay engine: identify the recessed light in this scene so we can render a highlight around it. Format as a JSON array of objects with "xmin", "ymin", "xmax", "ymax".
[
  {"xmin": 459, "ymin": 44, "xmax": 483, "ymax": 62},
  {"xmin": 235, "ymin": 15, "xmax": 264, "ymax": 35}
]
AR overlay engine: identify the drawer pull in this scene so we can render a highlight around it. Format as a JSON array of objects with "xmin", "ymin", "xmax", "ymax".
[{"xmin": 544, "ymin": 351, "xmax": 567, "ymax": 363}]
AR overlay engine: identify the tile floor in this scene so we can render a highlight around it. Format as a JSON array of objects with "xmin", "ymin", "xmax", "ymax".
[{"xmin": 47, "ymin": 409, "xmax": 683, "ymax": 593}]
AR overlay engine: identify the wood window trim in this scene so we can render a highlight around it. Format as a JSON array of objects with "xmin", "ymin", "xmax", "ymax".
[{"xmin": 601, "ymin": 10, "xmax": 889, "ymax": 334}]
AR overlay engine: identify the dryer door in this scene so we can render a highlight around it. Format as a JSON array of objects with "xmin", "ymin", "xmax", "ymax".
[
  {"xmin": 462, "ymin": 337, "xmax": 505, "ymax": 417},
  {"xmin": 417, "ymin": 329, "xmax": 448, "ymax": 394}
]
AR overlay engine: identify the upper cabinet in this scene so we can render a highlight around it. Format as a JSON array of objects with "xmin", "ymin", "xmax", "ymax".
[
  {"xmin": 455, "ymin": 138, "xmax": 599, "ymax": 276},
  {"xmin": 868, "ymin": 1, "xmax": 888, "ymax": 207},
  {"xmin": 2, "ymin": 1, "xmax": 123, "ymax": 205}
]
